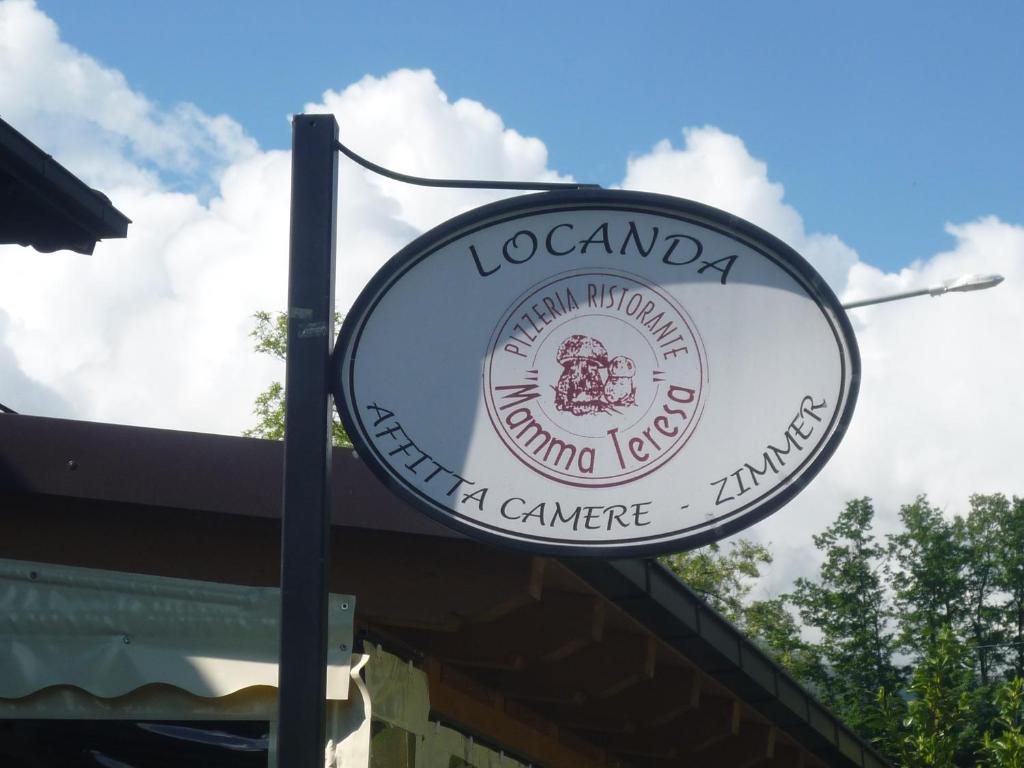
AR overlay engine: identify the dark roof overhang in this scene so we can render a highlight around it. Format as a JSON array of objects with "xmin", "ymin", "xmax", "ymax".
[
  {"xmin": 0, "ymin": 118, "xmax": 130, "ymax": 255},
  {"xmin": 0, "ymin": 414, "xmax": 889, "ymax": 767}
]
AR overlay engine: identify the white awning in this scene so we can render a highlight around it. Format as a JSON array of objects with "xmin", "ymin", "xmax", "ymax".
[
  {"xmin": 0, "ymin": 558, "xmax": 530, "ymax": 767},
  {"xmin": 0, "ymin": 558, "xmax": 354, "ymax": 700}
]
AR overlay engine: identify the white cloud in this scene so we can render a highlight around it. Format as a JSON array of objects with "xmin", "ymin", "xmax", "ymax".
[
  {"xmin": 305, "ymin": 70, "xmax": 572, "ymax": 237},
  {"xmin": 615, "ymin": 127, "xmax": 1024, "ymax": 594},
  {"xmin": 1, "ymin": 2, "xmax": 1021, "ymax": 600},
  {"xmin": 0, "ymin": 309, "xmax": 73, "ymax": 418},
  {"xmin": 0, "ymin": 4, "xmax": 564, "ymax": 432},
  {"xmin": 622, "ymin": 127, "xmax": 860, "ymax": 291},
  {"xmin": 840, "ymin": 217, "xmax": 1023, "ymax": 502},
  {"xmin": 0, "ymin": 0, "xmax": 257, "ymax": 192},
  {"xmin": 752, "ymin": 216, "xmax": 1024, "ymax": 594}
]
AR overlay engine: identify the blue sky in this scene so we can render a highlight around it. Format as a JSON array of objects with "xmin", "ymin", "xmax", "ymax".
[
  {"xmin": 3, "ymin": 0, "xmax": 1023, "ymax": 577},
  {"xmin": 38, "ymin": 0, "xmax": 1023, "ymax": 273}
]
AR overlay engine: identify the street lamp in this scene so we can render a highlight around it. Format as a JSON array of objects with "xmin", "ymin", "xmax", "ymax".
[{"xmin": 842, "ymin": 273, "xmax": 1005, "ymax": 310}]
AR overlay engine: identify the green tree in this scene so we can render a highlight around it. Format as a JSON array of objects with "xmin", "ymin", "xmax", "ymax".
[
  {"xmin": 743, "ymin": 596, "xmax": 826, "ymax": 686},
  {"xmin": 661, "ymin": 539, "xmax": 772, "ymax": 623},
  {"xmin": 662, "ymin": 541, "xmax": 824, "ymax": 683},
  {"xmin": 666, "ymin": 494, "xmax": 1024, "ymax": 765},
  {"xmin": 886, "ymin": 496, "xmax": 968, "ymax": 661},
  {"xmin": 992, "ymin": 497, "xmax": 1024, "ymax": 678},
  {"xmin": 962, "ymin": 494, "xmax": 1008, "ymax": 685},
  {"xmin": 789, "ymin": 498, "xmax": 902, "ymax": 739},
  {"xmin": 874, "ymin": 625, "xmax": 974, "ymax": 767},
  {"xmin": 244, "ymin": 310, "xmax": 350, "ymax": 447},
  {"xmin": 980, "ymin": 678, "xmax": 1024, "ymax": 768}
]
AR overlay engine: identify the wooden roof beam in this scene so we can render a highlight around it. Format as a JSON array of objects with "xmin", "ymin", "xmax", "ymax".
[
  {"xmin": 753, "ymin": 741, "xmax": 807, "ymax": 768},
  {"xmin": 343, "ymin": 545, "xmax": 544, "ymax": 631},
  {"xmin": 392, "ymin": 590, "xmax": 604, "ymax": 671},
  {"xmin": 692, "ymin": 722, "xmax": 777, "ymax": 768},
  {"xmin": 424, "ymin": 658, "xmax": 610, "ymax": 768},
  {"xmin": 679, "ymin": 695, "xmax": 742, "ymax": 752},
  {"xmin": 551, "ymin": 662, "xmax": 701, "ymax": 734},
  {"xmin": 492, "ymin": 631, "xmax": 656, "ymax": 705}
]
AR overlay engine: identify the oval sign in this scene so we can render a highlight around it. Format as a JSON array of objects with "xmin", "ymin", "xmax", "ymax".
[{"xmin": 333, "ymin": 190, "xmax": 859, "ymax": 556}]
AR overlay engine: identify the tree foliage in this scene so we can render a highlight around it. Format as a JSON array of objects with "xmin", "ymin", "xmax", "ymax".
[
  {"xmin": 962, "ymin": 494, "xmax": 1005, "ymax": 685},
  {"xmin": 874, "ymin": 625, "xmax": 975, "ymax": 767},
  {"xmin": 789, "ymin": 498, "xmax": 902, "ymax": 739},
  {"xmin": 887, "ymin": 497, "xmax": 967, "ymax": 655},
  {"xmin": 661, "ymin": 539, "xmax": 772, "ymax": 623},
  {"xmin": 743, "ymin": 596, "xmax": 825, "ymax": 685},
  {"xmin": 992, "ymin": 496, "xmax": 1024, "ymax": 679},
  {"xmin": 661, "ymin": 541, "xmax": 823, "ymax": 680},
  {"xmin": 663, "ymin": 494, "xmax": 1024, "ymax": 766},
  {"xmin": 980, "ymin": 678, "xmax": 1024, "ymax": 768},
  {"xmin": 244, "ymin": 310, "xmax": 350, "ymax": 447}
]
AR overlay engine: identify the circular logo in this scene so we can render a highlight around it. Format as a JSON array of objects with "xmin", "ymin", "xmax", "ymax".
[{"xmin": 483, "ymin": 269, "xmax": 708, "ymax": 487}]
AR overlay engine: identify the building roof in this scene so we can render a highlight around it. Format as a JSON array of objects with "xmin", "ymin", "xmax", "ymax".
[
  {"xmin": 0, "ymin": 118, "xmax": 130, "ymax": 255},
  {"xmin": 0, "ymin": 413, "xmax": 889, "ymax": 768}
]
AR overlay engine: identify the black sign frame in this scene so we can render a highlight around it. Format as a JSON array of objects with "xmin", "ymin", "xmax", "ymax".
[{"xmin": 332, "ymin": 188, "xmax": 861, "ymax": 558}]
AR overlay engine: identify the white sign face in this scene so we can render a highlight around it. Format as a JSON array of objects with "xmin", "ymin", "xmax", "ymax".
[{"xmin": 334, "ymin": 191, "xmax": 859, "ymax": 556}]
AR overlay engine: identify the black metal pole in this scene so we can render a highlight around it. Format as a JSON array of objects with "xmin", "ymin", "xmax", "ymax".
[{"xmin": 278, "ymin": 114, "xmax": 338, "ymax": 766}]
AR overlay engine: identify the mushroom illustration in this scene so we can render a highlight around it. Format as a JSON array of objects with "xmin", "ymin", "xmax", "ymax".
[
  {"xmin": 554, "ymin": 335, "xmax": 609, "ymax": 415},
  {"xmin": 604, "ymin": 355, "xmax": 637, "ymax": 406}
]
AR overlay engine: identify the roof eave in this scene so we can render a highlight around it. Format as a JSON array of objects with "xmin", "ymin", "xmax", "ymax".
[{"xmin": 0, "ymin": 118, "xmax": 130, "ymax": 254}]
